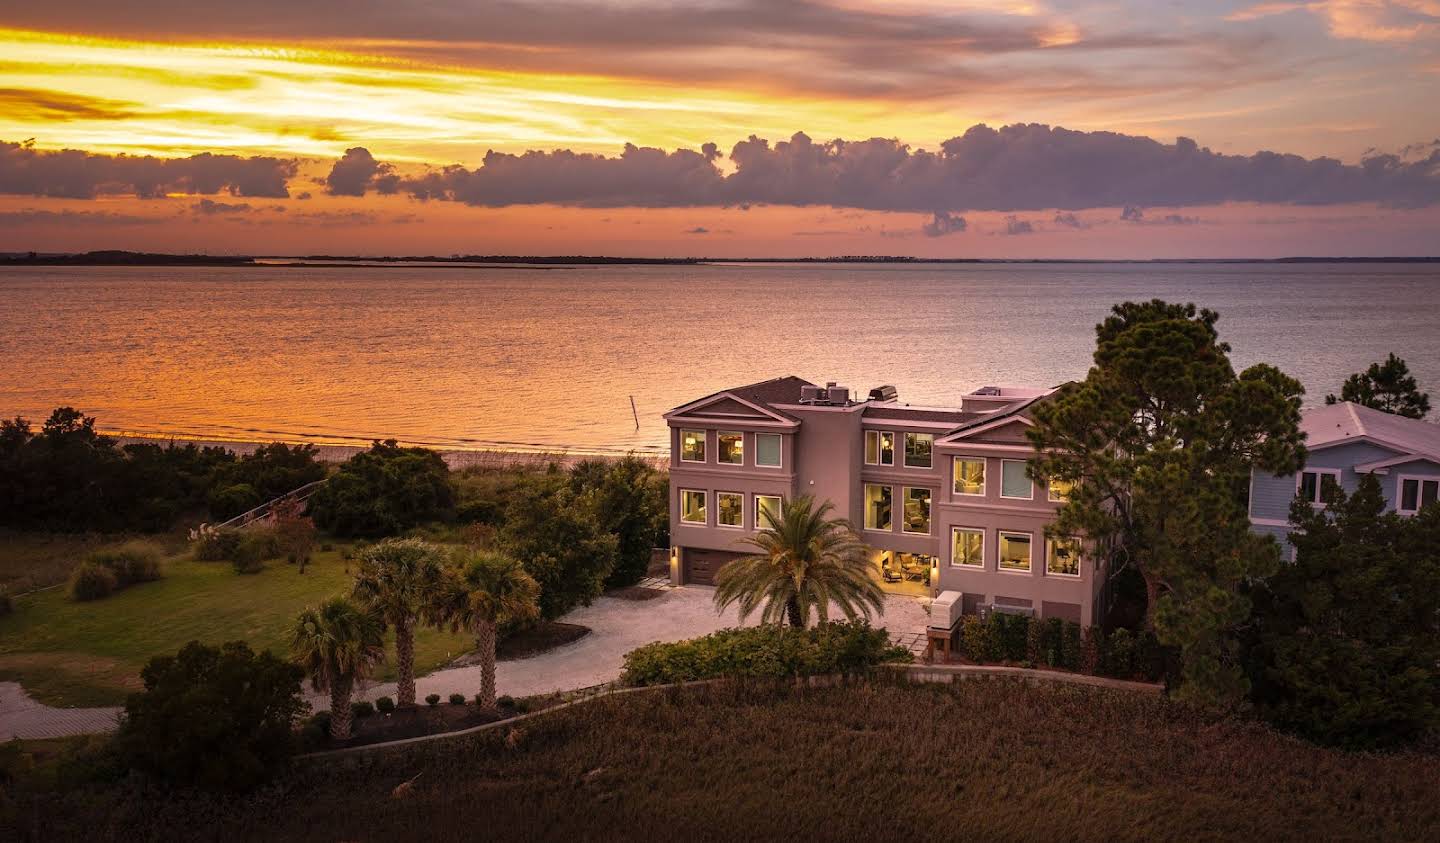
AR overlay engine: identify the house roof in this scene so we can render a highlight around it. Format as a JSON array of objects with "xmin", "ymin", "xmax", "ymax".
[
  {"xmin": 666, "ymin": 375, "xmax": 815, "ymax": 422},
  {"xmin": 940, "ymin": 389, "xmax": 1057, "ymax": 438},
  {"xmin": 862, "ymin": 405, "xmax": 982, "ymax": 425},
  {"xmin": 1303, "ymin": 401, "xmax": 1440, "ymax": 462}
]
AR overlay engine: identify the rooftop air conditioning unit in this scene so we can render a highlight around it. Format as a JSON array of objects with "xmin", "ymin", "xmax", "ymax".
[
  {"xmin": 826, "ymin": 386, "xmax": 850, "ymax": 405},
  {"xmin": 930, "ymin": 590, "xmax": 963, "ymax": 630},
  {"xmin": 869, "ymin": 385, "xmax": 899, "ymax": 402},
  {"xmin": 800, "ymin": 385, "xmax": 825, "ymax": 404},
  {"xmin": 990, "ymin": 603, "xmax": 1035, "ymax": 619}
]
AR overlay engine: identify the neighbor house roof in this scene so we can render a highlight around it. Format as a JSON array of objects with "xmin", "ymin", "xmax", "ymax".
[
  {"xmin": 1303, "ymin": 401, "xmax": 1440, "ymax": 465},
  {"xmin": 665, "ymin": 375, "xmax": 816, "ymax": 422}
]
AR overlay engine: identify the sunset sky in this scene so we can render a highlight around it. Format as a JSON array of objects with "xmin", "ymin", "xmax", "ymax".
[{"xmin": 2, "ymin": 1, "xmax": 1438, "ymax": 257}]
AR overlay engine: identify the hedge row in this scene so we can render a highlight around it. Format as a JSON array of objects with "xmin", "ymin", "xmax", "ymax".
[
  {"xmin": 621, "ymin": 620, "xmax": 913, "ymax": 686},
  {"xmin": 954, "ymin": 613, "xmax": 1165, "ymax": 681}
]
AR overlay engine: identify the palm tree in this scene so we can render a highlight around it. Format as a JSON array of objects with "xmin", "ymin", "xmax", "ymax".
[
  {"xmin": 351, "ymin": 538, "xmax": 448, "ymax": 707},
  {"xmin": 435, "ymin": 551, "xmax": 541, "ymax": 709},
  {"xmin": 714, "ymin": 495, "xmax": 885, "ymax": 628},
  {"xmin": 290, "ymin": 596, "xmax": 385, "ymax": 741}
]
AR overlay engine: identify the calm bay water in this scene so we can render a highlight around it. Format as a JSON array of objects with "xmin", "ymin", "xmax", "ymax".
[{"xmin": 2, "ymin": 262, "xmax": 1438, "ymax": 455}]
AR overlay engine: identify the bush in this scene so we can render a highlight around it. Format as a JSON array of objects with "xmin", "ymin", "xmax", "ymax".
[
  {"xmin": 307, "ymin": 440, "xmax": 452, "ymax": 538},
  {"xmin": 448, "ymin": 693, "xmax": 467, "ymax": 705},
  {"xmin": 194, "ymin": 526, "xmax": 243, "ymax": 561},
  {"xmin": 114, "ymin": 640, "xmax": 306, "ymax": 790},
  {"xmin": 232, "ymin": 527, "xmax": 279, "ymax": 574},
  {"xmin": 496, "ymin": 695, "xmax": 514, "ymax": 708},
  {"xmin": 499, "ymin": 476, "xmax": 620, "ymax": 619},
  {"xmin": 88, "ymin": 540, "xmax": 164, "ymax": 586},
  {"xmin": 0, "ymin": 588, "xmax": 12, "ymax": 617},
  {"xmin": 69, "ymin": 561, "xmax": 118, "ymax": 601},
  {"xmin": 207, "ymin": 483, "xmax": 261, "ymax": 522},
  {"xmin": 425, "ymin": 694, "xmax": 441, "ymax": 706},
  {"xmin": 351, "ymin": 700, "xmax": 375, "ymax": 719},
  {"xmin": 375, "ymin": 696, "xmax": 395, "ymax": 714},
  {"xmin": 621, "ymin": 620, "xmax": 912, "ymax": 687}
]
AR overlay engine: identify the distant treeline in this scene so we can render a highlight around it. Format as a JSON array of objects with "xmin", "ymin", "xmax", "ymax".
[{"xmin": 1, "ymin": 251, "xmax": 255, "ymax": 266}]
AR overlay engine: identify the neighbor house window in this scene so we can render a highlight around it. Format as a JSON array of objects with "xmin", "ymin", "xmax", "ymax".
[
  {"xmin": 680, "ymin": 489, "xmax": 706, "ymax": 524},
  {"xmin": 951, "ymin": 527, "xmax": 984, "ymax": 568},
  {"xmin": 864, "ymin": 484, "xmax": 893, "ymax": 531},
  {"xmin": 1297, "ymin": 469, "xmax": 1342, "ymax": 506},
  {"xmin": 998, "ymin": 531, "xmax": 1032, "ymax": 572},
  {"xmin": 953, "ymin": 457, "xmax": 985, "ymax": 496},
  {"xmin": 718, "ymin": 431, "xmax": 744, "ymax": 465},
  {"xmin": 903, "ymin": 487, "xmax": 931, "ymax": 534},
  {"xmin": 754, "ymin": 433, "xmax": 782, "ymax": 467},
  {"xmin": 865, "ymin": 430, "xmax": 896, "ymax": 466},
  {"xmin": 1048, "ymin": 477, "xmax": 1074, "ymax": 502},
  {"xmin": 1399, "ymin": 476, "xmax": 1440, "ymax": 514},
  {"xmin": 904, "ymin": 432, "xmax": 933, "ymax": 468},
  {"xmin": 755, "ymin": 494, "xmax": 782, "ymax": 529},
  {"xmin": 680, "ymin": 429, "xmax": 706, "ymax": 463},
  {"xmin": 1000, "ymin": 459, "xmax": 1033, "ymax": 499},
  {"xmin": 717, "ymin": 492, "xmax": 743, "ymax": 527},
  {"xmin": 1046, "ymin": 537, "xmax": 1081, "ymax": 577}
]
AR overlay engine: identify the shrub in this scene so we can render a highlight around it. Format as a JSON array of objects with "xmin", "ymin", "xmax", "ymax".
[
  {"xmin": 194, "ymin": 526, "xmax": 243, "ymax": 561},
  {"xmin": 621, "ymin": 620, "xmax": 911, "ymax": 687},
  {"xmin": 88, "ymin": 540, "xmax": 164, "ymax": 586},
  {"xmin": 474, "ymin": 693, "xmax": 487, "ymax": 706},
  {"xmin": 1062, "ymin": 622, "xmax": 1084, "ymax": 671},
  {"xmin": 69, "ymin": 561, "xmax": 118, "ymax": 601},
  {"xmin": 1025, "ymin": 617, "xmax": 1045, "ymax": 665},
  {"xmin": 0, "ymin": 588, "xmax": 12, "ymax": 617},
  {"xmin": 496, "ymin": 695, "xmax": 514, "ymax": 708},
  {"xmin": 307, "ymin": 440, "xmax": 452, "ymax": 538},
  {"xmin": 351, "ymin": 700, "xmax": 376, "ymax": 719},
  {"xmin": 499, "ymin": 478, "xmax": 620, "ymax": 619},
  {"xmin": 1106, "ymin": 628, "xmax": 1136, "ymax": 678},
  {"xmin": 375, "ymin": 696, "xmax": 395, "ymax": 714},
  {"xmin": 425, "ymin": 693, "xmax": 441, "ymax": 706},
  {"xmin": 207, "ymin": 483, "xmax": 261, "ymax": 522},
  {"xmin": 449, "ymin": 693, "xmax": 467, "ymax": 706},
  {"xmin": 232, "ymin": 527, "xmax": 279, "ymax": 574},
  {"xmin": 114, "ymin": 640, "xmax": 306, "ymax": 790}
]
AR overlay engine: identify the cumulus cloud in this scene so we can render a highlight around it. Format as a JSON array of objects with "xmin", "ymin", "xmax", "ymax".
[
  {"xmin": 1004, "ymin": 216, "xmax": 1035, "ymax": 235},
  {"xmin": 191, "ymin": 198, "xmax": 254, "ymax": 215},
  {"xmin": 1053, "ymin": 211, "xmax": 1086, "ymax": 228},
  {"xmin": 0, "ymin": 140, "xmax": 297, "ymax": 199},
  {"xmin": 325, "ymin": 147, "xmax": 399, "ymax": 196},
  {"xmin": 683, "ymin": 226, "xmax": 710, "ymax": 234},
  {"xmin": 1121, "ymin": 206, "xmax": 1201, "ymax": 225},
  {"xmin": 922, "ymin": 211, "xmax": 968, "ymax": 237}
]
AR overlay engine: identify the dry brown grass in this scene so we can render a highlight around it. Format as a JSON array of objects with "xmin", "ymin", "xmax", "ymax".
[{"xmin": 10, "ymin": 678, "xmax": 1438, "ymax": 842}]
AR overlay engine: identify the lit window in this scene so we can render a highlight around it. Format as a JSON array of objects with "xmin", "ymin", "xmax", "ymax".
[
  {"xmin": 1297, "ymin": 470, "xmax": 1341, "ymax": 505},
  {"xmin": 718, "ymin": 431, "xmax": 744, "ymax": 465},
  {"xmin": 951, "ymin": 527, "xmax": 984, "ymax": 568},
  {"xmin": 954, "ymin": 457, "xmax": 985, "ymax": 496},
  {"xmin": 903, "ymin": 487, "xmax": 931, "ymax": 534},
  {"xmin": 717, "ymin": 492, "xmax": 743, "ymax": 527},
  {"xmin": 1046, "ymin": 537, "xmax": 1081, "ymax": 576},
  {"xmin": 1048, "ymin": 477, "xmax": 1074, "ymax": 502},
  {"xmin": 1000, "ymin": 460, "xmax": 1032, "ymax": 499},
  {"xmin": 680, "ymin": 429, "xmax": 706, "ymax": 463},
  {"xmin": 998, "ymin": 532, "xmax": 1032, "ymax": 572},
  {"xmin": 866, "ymin": 430, "xmax": 894, "ymax": 466},
  {"xmin": 680, "ymin": 489, "xmax": 706, "ymax": 524},
  {"xmin": 755, "ymin": 494, "xmax": 782, "ymax": 529},
  {"xmin": 864, "ymin": 484, "xmax": 892, "ymax": 531},
  {"xmin": 1399, "ymin": 476, "xmax": 1439, "ymax": 514},
  {"xmin": 904, "ymin": 432, "xmax": 933, "ymax": 468},
  {"xmin": 755, "ymin": 433, "xmax": 782, "ymax": 467}
]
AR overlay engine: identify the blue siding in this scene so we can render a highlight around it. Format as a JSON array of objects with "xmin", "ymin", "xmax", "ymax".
[
  {"xmin": 1250, "ymin": 440, "xmax": 1400, "ymax": 523},
  {"xmin": 1385, "ymin": 458, "xmax": 1440, "ymax": 509}
]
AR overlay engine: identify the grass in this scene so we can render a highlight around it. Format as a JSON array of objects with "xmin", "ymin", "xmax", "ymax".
[
  {"xmin": 6, "ymin": 678, "xmax": 1437, "ymax": 841},
  {"xmin": 0, "ymin": 529, "xmax": 190, "ymax": 592},
  {"xmin": 0, "ymin": 548, "xmax": 471, "ymax": 707}
]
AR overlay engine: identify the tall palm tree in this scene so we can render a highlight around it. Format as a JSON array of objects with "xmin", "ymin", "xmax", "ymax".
[
  {"xmin": 351, "ymin": 538, "xmax": 448, "ymax": 707},
  {"xmin": 436, "ymin": 551, "xmax": 541, "ymax": 709},
  {"xmin": 290, "ymin": 596, "xmax": 385, "ymax": 741},
  {"xmin": 714, "ymin": 495, "xmax": 885, "ymax": 628}
]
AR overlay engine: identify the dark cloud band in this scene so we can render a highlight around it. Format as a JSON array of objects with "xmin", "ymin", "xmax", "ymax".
[{"xmin": 0, "ymin": 140, "xmax": 297, "ymax": 199}]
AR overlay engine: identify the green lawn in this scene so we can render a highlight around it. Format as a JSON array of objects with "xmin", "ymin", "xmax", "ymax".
[{"xmin": 0, "ymin": 549, "xmax": 472, "ymax": 707}]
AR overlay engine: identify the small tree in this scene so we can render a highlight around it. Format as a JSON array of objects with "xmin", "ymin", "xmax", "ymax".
[
  {"xmin": 567, "ymin": 456, "xmax": 668, "ymax": 588},
  {"xmin": 498, "ymin": 479, "xmax": 618, "ymax": 618},
  {"xmin": 115, "ymin": 640, "xmax": 306, "ymax": 790},
  {"xmin": 290, "ymin": 597, "xmax": 385, "ymax": 740},
  {"xmin": 714, "ymin": 495, "xmax": 885, "ymax": 628},
  {"xmin": 307, "ymin": 440, "xmax": 452, "ymax": 537},
  {"xmin": 1325, "ymin": 353, "xmax": 1430, "ymax": 419},
  {"xmin": 351, "ymin": 538, "xmax": 449, "ymax": 707},
  {"xmin": 272, "ymin": 496, "xmax": 318, "ymax": 573},
  {"xmin": 437, "ymin": 551, "xmax": 541, "ymax": 709}
]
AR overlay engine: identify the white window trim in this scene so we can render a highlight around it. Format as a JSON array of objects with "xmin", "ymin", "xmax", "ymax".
[
  {"xmin": 679, "ymin": 488, "xmax": 707, "ymax": 524},
  {"xmin": 754, "ymin": 494, "xmax": 783, "ymax": 530},
  {"xmin": 715, "ymin": 491, "xmax": 745, "ymax": 529},
  {"xmin": 952, "ymin": 456, "xmax": 986, "ymax": 497},
  {"xmin": 716, "ymin": 431, "xmax": 744, "ymax": 466},
  {"xmin": 901, "ymin": 486, "xmax": 932, "ymax": 535},
  {"xmin": 1047, "ymin": 477, "xmax": 1073, "ymax": 503},
  {"xmin": 1296, "ymin": 468, "xmax": 1342, "ymax": 507},
  {"xmin": 864, "ymin": 430, "xmax": 880, "ymax": 466},
  {"xmin": 999, "ymin": 459, "xmax": 1034, "ymax": 500},
  {"xmin": 753, "ymin": 432, "xmax": 783, "ymax": 469},
  {"xmin": 863, "ymin": 483, "xmax": 893, "ymax": 532},
  {"xmin": 1396, "ymin": 473, "xmax": 1440, "ymax": 515},
  {"xmin": 679, "ymin": 429, "xmax": 706, "ymax": 464},
  {"xmin": 997, "ymin": 530, "xmax": 1033, "ymax": 574},
  {"xmin": 1044, "ymin": 536, "xmax": 1082, "ymax": 578},
  {"xmin": 950, "ymin": 526, "xmax": 985, "ymax": 569},
  {"xmin": 903, "ymin": 431, "xmax": 935, "ymax": 469}
]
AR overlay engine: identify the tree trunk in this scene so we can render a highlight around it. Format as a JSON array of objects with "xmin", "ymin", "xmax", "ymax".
[
  {"xmin": 786, "ymin": 596, "xmax": 804, "ymax": 628},
  {"xmin": 329, "ymin": 677, "xmax": 355, "ymax": 741},
  {"xmin": 395, "ymin": 619, "xmax": 416, "ymax": 707},
  {"xmin": 476, "ymin": 618, "xmax": 498, "ymax": 709},
  {"xmin": 1142, "ymin": 570, "xmax": 1161, "ymax": 632}
]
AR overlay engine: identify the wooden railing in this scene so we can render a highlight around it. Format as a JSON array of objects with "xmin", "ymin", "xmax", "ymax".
[{"xmin": 211, "ymin": 479, "xmax": 329, "ymax": 530}]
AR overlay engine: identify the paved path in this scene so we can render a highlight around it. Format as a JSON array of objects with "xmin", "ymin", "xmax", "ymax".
[{"xmin": 0, "ymin": 586, "xmax": 930, "ymax": 739}]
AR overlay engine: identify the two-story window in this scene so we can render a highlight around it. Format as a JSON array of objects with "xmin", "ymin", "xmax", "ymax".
[
  {"xmin": 864, "ymin": 430, "xmax": 895, "ymax": 466},
  {"xmin": 755, "ymin": 432, "xmax": 782, "ymax": 468},
  {"xmin": 904, "ymin": 432, "xmax": 933, "ymax": 468},
  {"xmin": 717, "ymin": 432, "xmax": 743, "ymax": 465},
  {"xmin": 680, "ymin": 429, "xmax": 706, "ymax": 462},
  {"xmin": 953, "ymin": 457, "xmax": 985, "ymax": 496},
  {"xmin": 1000, "ymin": 459, "xmax": 1033, "ymax": 499},
  {"xmin": 998, "ymin": 531, "xmax": 1032, "ymax": 572},
  {"xmin": 951, "ymin": 527, "xmax": 984, "ymax": 568},
  {"xmin": 1045, "ymin": 536, "xmax": 1082, "ymax": 576},
  {"xmin": 755, "ymin": 494, "xmax": 783, "ymax": 528},
  {"xmin": 716, "ymin": 492, "xmax": 744, "ymax": 527},
  {"xmin": 680, "ymin": 489, "xmax": 707, "ymax": 523},
  {"xmin": 864, "ymin": 483, "xmax": 893, "ymax": 531},
  {"xmin": 1297, "ymin": 469, "xmax": 1341, "ymax": 506},
  {"xmin": 1399, "ymin": 475, "xmax": 1439, "ymax": 514},
  {"xmin": 902, "ymin": 487, "xmax": 931, "ymax": 534}
]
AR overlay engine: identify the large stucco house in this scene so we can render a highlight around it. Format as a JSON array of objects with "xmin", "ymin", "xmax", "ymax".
[{"xmin": 663, "ymin": 376, "xmax": 1107, "ymax": 626}]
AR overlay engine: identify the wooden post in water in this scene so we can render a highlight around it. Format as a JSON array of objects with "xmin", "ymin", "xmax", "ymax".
[{"xmin": 630, "ymin": 395, "xmax": 640, "ymax": 430}]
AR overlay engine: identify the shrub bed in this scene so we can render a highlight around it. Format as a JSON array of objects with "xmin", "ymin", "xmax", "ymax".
[
  {"xmin": 67, "ymin": 541, "xmax": 166, "ymax": 601},
  {"xmin": 621, "ymin": 620, "xmax": 912, "ymax": 686},
  {"xmin": 193, "ymin": 527, "xmax": 243, "ymax": 562},
  {"xmin": 953, "ymin": 613, "xmax": 1164, "ymax": 681}
]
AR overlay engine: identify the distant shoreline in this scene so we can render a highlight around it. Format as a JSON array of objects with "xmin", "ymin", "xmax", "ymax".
[{"xmin": 3, "ymin": 249, "xmax": 1439, "ymax": 267}]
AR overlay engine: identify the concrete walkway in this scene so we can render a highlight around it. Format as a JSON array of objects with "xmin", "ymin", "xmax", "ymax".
[{"xmin": 0, "ymin": 587, "xmax": 930, "ymax": 739}]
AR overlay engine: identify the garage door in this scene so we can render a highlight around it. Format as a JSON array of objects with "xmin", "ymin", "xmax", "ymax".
[{"xmin": 684, "ymin": 548, "xmax": 742, "ymax": 585}]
